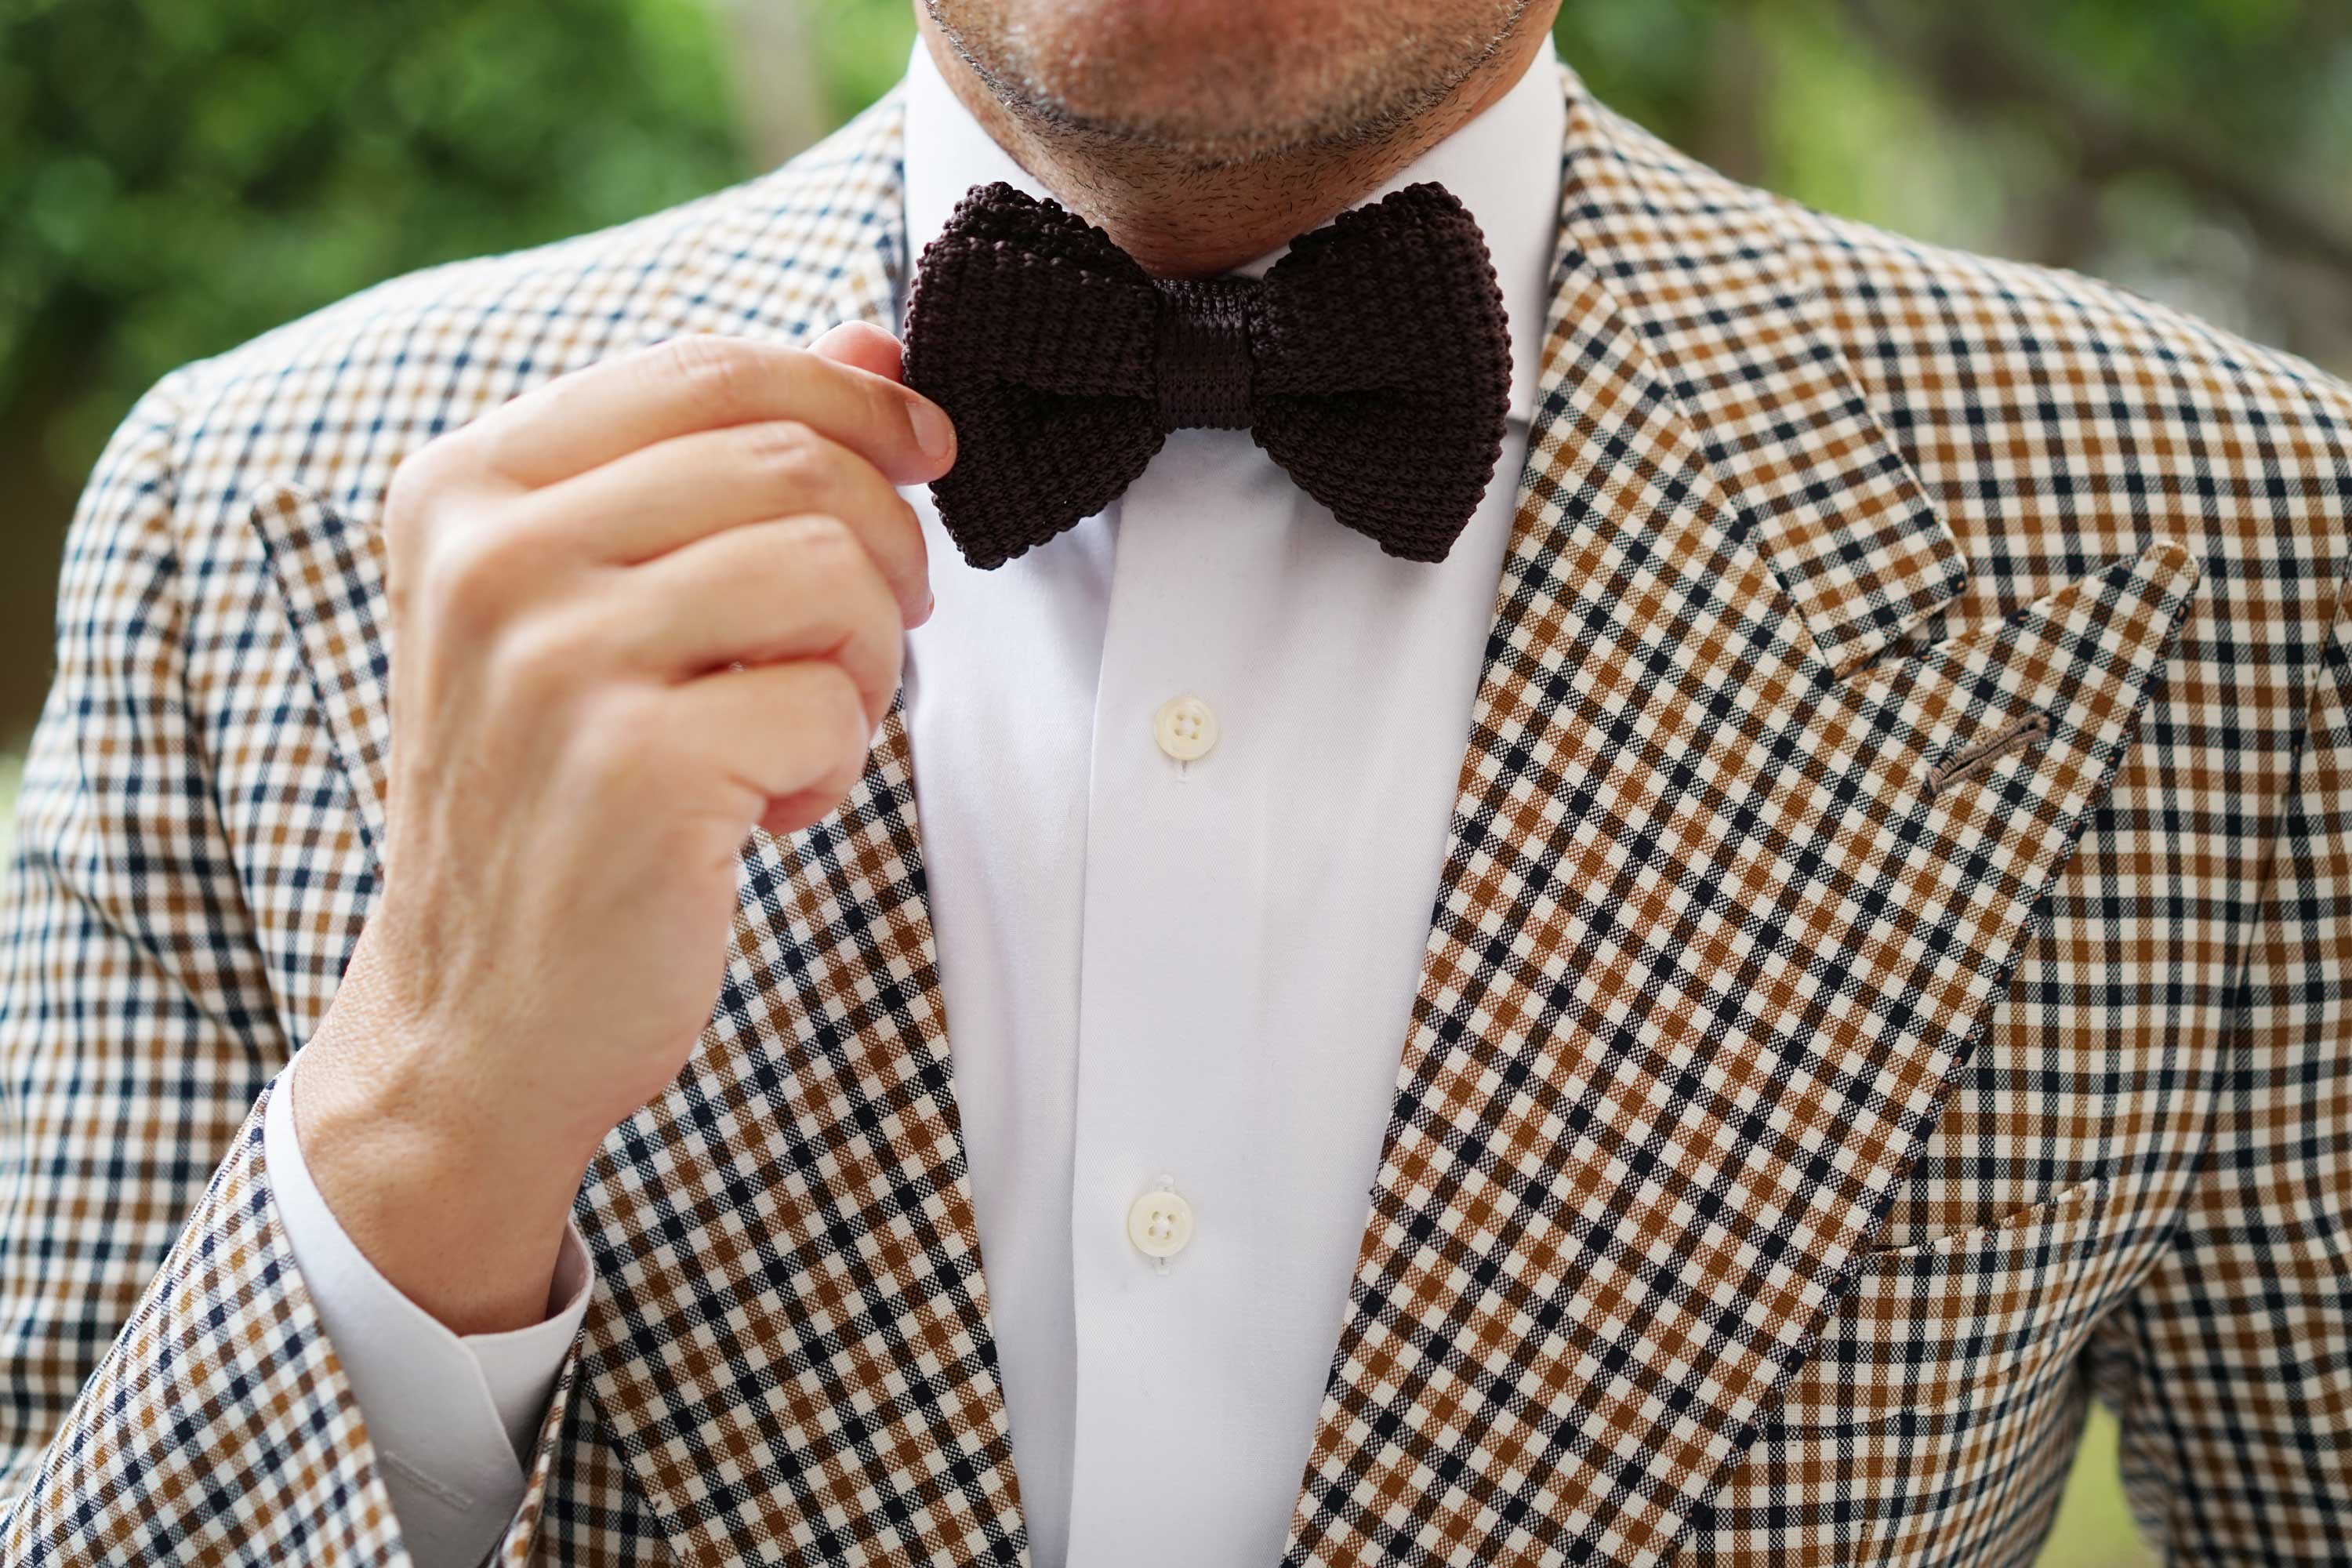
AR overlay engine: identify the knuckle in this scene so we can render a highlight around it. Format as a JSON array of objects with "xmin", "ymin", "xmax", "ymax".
[
  {"xmin": 498, "ymin": 608, "xmax": 590, "ymax": 701},
  {"xmin": 780, "ymin": 514, "xmax": 868, "ymax": 588},
  {"xmin": 881, "ymin": 494, "xmax": 929, "ymax": 584},
  {"xmin": 851, "ymin": 376, "xmax": 913, "ymax": 456},
  {"xmin": 800, "ymin": 517, "xmax": 899, "ymax": 627},
  {"xmin": 570, "ymin": 699, "xmax": 645, "ymax": 788},
  {"xmin": 815, "ymin": 748, "xmax": 867, "ymax": 803},
  {"xmin": 657, "ymin": 334, "xmax": 759, "ymax": 423},
  {"xmin": 426, "ymin": 521, "xmax": 537, "ymax": 627},
  {"xmin": 891, "ymin": 491, "xmax": 926, "ymax": 546},
  {"xmin": 856, "ymin": 374, "xmax": 914, "ymax": 452},
  {"xmin": 383, "ymin": 441, "xmax": 456, "ymax": 550},
  {"xmin": 865, "ymin": 630, "xmax": 907, "ymax": 716},
  {"xmin": 419, "ymin": 535, "xmax": 488, "ymax": 623},
  {"xmin": 465, "ymin": 415, "xmax": 542, "ymax": 483},
  {"xmin": 808, "ymin": 667, "xmax": 873, "ymax": 786},
  {"xmin": 787, "ymin": 510, "xmax": 856, "ymax": 555},
  {"xmin": 820, "ymin": 661, "xmax": 868, "ymax": 730},
  {"xmin": 739, "ymin": 421, "xmax": 832, "ymax": 502},
  {"xmin": 876, "ymin": 609, "xmax": 909, "ymax": 681}
]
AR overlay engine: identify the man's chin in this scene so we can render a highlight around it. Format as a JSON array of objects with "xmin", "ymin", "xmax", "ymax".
[{"xmin": 921, "ymin": 0, "xmax": 1535, "ymax": 162}]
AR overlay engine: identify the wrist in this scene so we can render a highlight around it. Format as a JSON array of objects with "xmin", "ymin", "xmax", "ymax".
[{"xmin": 292, "ymin": 937, "xmax": 601, "ymax": 1334}]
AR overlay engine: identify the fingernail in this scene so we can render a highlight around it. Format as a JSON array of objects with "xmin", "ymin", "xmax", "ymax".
[{"xmin": 907, "ymin": 397, "xmax": 955, "ymax": 463}]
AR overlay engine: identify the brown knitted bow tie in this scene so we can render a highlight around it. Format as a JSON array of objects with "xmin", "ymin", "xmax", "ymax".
[{"xmin": 901, "ymin": 180, "xmax": 1512, "ymax": 571}]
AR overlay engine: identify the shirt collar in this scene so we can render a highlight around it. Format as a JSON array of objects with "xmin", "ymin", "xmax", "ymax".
[{"xmin": 901, "ymin": 34, "xmax": 1565, "ymax": 426}]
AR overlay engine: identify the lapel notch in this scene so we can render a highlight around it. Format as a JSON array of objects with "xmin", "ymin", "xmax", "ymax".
[{"xmin": 1557, "ymin": 70, "xmax": 1968, "ymax": 677}]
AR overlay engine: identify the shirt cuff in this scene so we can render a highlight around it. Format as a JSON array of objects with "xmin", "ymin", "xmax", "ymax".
[{"xmin": 263, "ymin": 1059, "xmax": 593, "ymax": 1568}]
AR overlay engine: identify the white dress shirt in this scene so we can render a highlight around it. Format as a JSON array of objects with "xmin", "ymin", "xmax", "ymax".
[
  {"xmin": 268, "ymin": 35, "xmax": 1563, "ymax": 1568},
  {"xmin": 263, "ymin": 1077, "xmax": 591, "ymax": 1566}
]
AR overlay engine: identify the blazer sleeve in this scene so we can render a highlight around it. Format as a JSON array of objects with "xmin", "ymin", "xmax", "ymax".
[
  {"xmin": 2105, "ymin": 570, "xmax": 2352, "ymax": 1563},
  {"xmin": 0, "ymin": 378, "xmax": 579, "ymax": 1565}
]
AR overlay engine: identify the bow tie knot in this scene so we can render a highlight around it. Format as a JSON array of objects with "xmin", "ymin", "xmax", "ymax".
[
  {"xmin": 1156, "ymin": 278, "xmax": 1257, "ymax": 431},
  {"xmin": 902, "ymin": 180, "xmax": 1512, "ymax": 570}
]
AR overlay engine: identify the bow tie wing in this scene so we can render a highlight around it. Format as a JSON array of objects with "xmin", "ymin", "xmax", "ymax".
[
  {"xmin": 904, "ymin": 183, "xmax": 1167, "ymax": 569},
  {"xmin": 1252, "ymin": 183, "xmax": 1513, "ymax": 562}
]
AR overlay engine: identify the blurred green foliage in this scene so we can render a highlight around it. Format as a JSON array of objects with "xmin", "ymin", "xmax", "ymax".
[
  {"xmin": 804, "ymin": 0, "xmax": 922, "ymax": 125},
  {"xmin": 0, "ymin": 0, "xmax": 758, "ymax": 736},
  {"xmin": 1556, "ymin": 0, "xmax": 2352, "ymax": 376},
  {"xmin": 2049, "ymin": 1408, "xmax": 2154, "ymax": 1568},
  {"xmin": 1, "ymin": 0, "xmax": 751, "ymax": 477}
]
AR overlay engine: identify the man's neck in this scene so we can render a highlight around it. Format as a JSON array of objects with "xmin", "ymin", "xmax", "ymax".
[{"xmin": 915, "ymin": 11, "xmax": 1556, "ymax": 278}]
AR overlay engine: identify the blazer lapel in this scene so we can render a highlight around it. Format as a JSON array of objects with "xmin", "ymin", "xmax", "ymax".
[
  {"xmin": 252, "ymin": 96, "xmax": 1029, "ymax": 1568},
  {"xmin": 1285, "ymin": 76, "xmax": 2196, "ymax": 1568},
  {"xmin": 566, "ymin": 107, "xmax": 1027, "ymax": 1568}
]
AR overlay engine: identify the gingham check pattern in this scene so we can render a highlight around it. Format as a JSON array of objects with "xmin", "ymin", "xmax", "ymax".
[{"xmin": 1, "ymin": 60, "xmax": 2347, "ymax": 1568}]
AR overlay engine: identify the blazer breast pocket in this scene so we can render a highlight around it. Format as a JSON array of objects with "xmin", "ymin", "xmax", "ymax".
[
  {"xmin": 1691, "ymin": 1178, "xmax": 2117, "ymax": 1566},
  {"xmin": 1776, "ymin": 1174, "xmax": 2112, "ymax": 1437}
]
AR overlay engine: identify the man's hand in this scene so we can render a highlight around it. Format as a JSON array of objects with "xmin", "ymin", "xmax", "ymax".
[{"xmin": 292, "ymin": 325, "xmax": 953, "ymax": 1334}]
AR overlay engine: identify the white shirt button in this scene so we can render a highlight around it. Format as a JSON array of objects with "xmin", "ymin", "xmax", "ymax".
[
  {"xmin": 1153, "ymin": 695, "xmax": 1218, "ymax": 762},
  {"xmin": 1127, "ymin": 1182, "xmax": 1196, "ymax": 1261}
]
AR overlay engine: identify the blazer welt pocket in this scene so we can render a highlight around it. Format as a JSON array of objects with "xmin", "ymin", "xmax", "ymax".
[{"xmin": 1769, "ymin": 1175, "xmax": 2112, "ymax": 1437}]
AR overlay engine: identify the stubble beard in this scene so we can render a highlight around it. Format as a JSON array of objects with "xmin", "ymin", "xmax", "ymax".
[{"xmin": 920, "ymin": 0, "xmax": 1541, "ymax": 175}]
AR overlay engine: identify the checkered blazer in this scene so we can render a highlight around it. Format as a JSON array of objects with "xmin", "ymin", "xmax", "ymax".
[{"xmin": 3, "ymin": 61, "xmax": 2349, "ymax": 1568}]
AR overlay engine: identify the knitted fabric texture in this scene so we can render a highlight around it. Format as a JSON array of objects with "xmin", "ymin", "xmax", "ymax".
[{"xmin": 902, "ymin": 180, "xmax": 1512, "ymax": 570}]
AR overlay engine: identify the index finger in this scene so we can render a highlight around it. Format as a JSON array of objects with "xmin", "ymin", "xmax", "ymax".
[{"xmin": 458, "ymin": 334, "xmax": 956, "ymax": 491}]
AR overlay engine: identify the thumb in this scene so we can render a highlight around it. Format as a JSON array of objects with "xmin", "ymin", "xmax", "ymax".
[{"xmin": 808, "ymin": 320, "xmax": 908, "ymax": 384}]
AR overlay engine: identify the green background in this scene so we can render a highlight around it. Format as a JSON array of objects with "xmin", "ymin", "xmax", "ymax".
[{"xmin": 8, "ymin": 5, "xmax": 2352, "ymax": 1559}]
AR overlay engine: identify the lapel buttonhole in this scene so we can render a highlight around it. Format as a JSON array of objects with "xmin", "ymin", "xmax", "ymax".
[{"xmin": 1924, "ymin": 709, "xmax": 2053, "ymax": 802}]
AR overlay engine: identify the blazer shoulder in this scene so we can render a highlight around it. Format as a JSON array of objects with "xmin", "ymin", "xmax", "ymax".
[
  {"xmin": 1767, "ymin": 194, "xmax": 2352, "ymax": 644},
  {"xmin": 1777, "ymin": 195, "xmax": 2352, "ymax": 521},
  {"xmin": 1564, "ymin": 89, "xmax": 2349, "ymax": 670},
  {"xmin": 150, "ymin": 93, "xmax": 907, "ymax": 558}
]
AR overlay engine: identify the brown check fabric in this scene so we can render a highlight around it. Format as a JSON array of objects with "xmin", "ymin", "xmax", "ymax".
[{"xmin": 0, "ymin": 62, "xmax": 2347, "ymax": 1568}]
